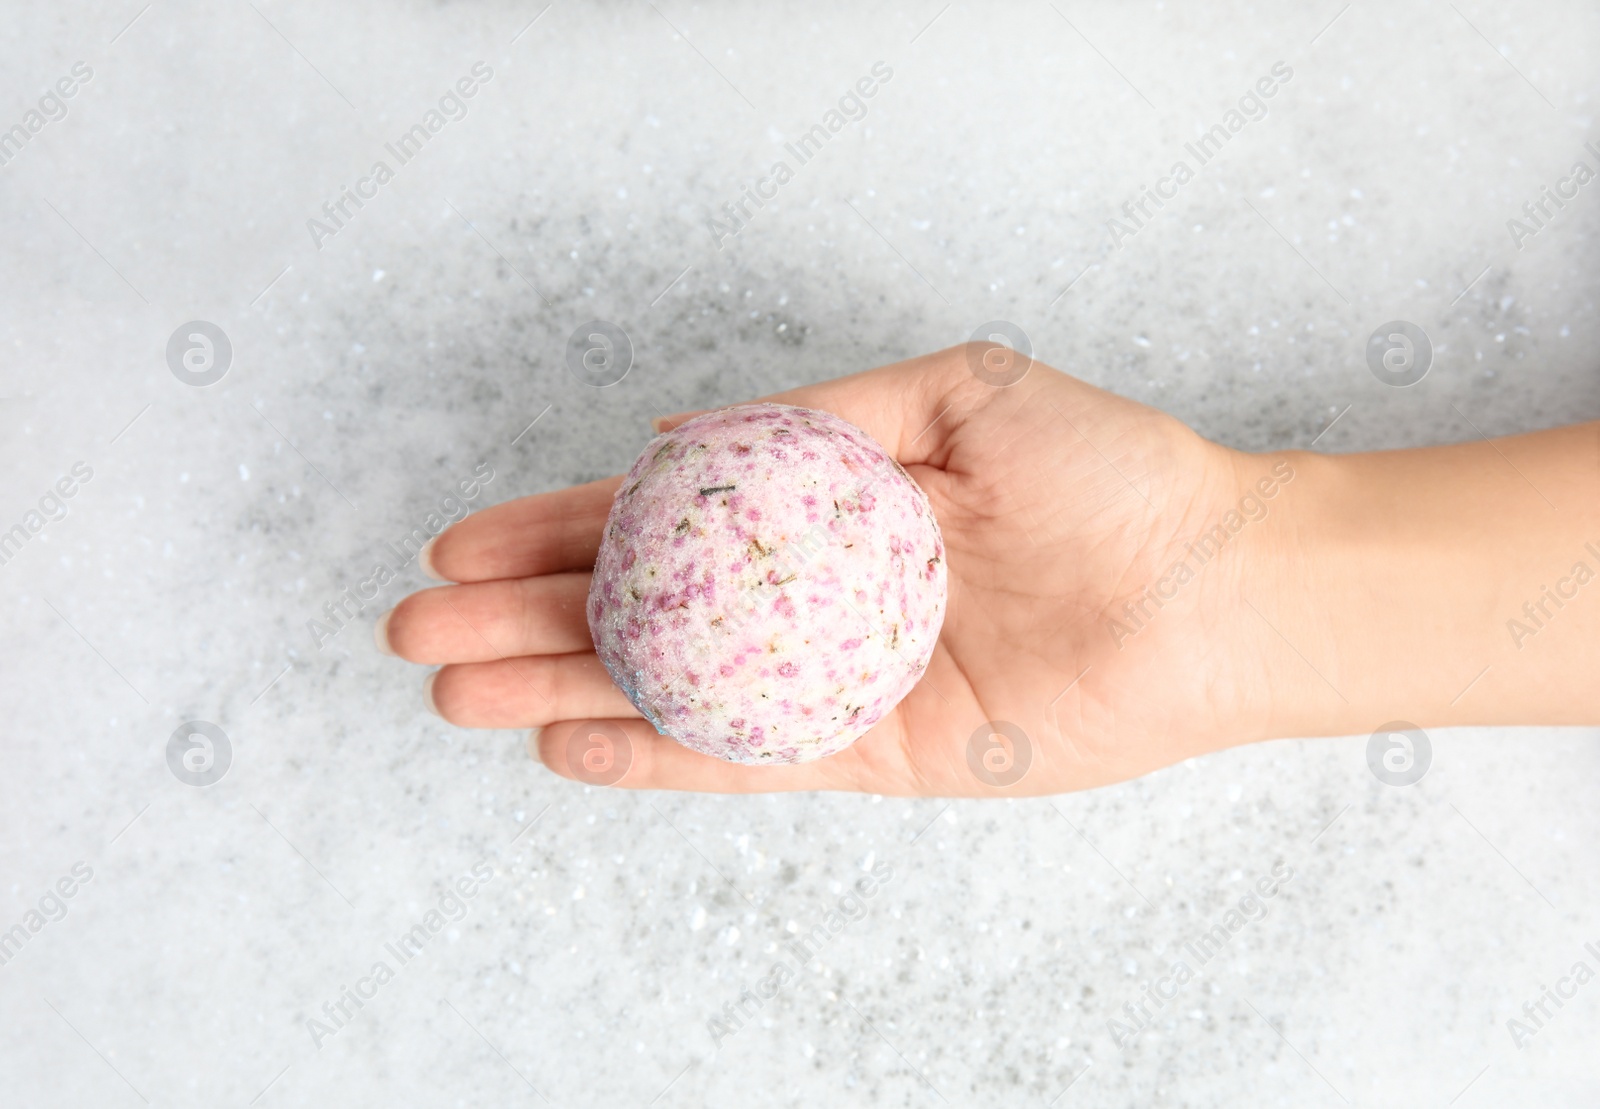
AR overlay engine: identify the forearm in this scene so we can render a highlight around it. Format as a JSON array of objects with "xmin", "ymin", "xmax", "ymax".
[{"xmin": 1245, "ymin": 421, "xmax": 1600, "ymax": 740}]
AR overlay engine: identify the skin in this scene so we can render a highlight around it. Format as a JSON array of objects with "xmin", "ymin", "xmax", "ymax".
[{"xmin": 376, "ymin": 344, "xmax": 1600, "ymax": 796}]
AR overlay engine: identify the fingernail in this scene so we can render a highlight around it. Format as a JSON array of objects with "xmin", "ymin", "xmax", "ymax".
[
  {"xmin": 526, "ymin": 727, "xmax": 544, "ymax": 759},
  {"xmin": 422, "ymin": 671, "xmax": 440, "ymax": 716},
  {"xmin": 418, "ymin": 536, "xmax": 443, "ymax": 580},
  {"xmin": 374, "ymin": 608, "xmax": 397, "ymax": 656},
  {"xmin": 653, "ymin": 410, "xmax": 707, "ymax": 434}
]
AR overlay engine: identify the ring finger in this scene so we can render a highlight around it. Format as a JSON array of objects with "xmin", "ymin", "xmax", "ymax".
[{"xmin": 425, "ymin": 652, "xmax": 638, "ymax": 728}]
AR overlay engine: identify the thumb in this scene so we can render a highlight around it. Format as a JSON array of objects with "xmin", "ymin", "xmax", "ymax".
[{"xmin": 646, "ymin": 346, "xmax": 977, "ymax": 464}]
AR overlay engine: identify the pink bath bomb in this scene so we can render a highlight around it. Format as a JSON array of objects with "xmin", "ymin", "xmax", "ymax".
[{"xmin": 588, "ymin": 404, "xmax": 947, "ymax": 764}]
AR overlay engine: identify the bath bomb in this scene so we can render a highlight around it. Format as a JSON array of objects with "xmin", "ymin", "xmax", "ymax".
[{"xmin": 588, "ymin": 404, "xmax": 947, "ymax": 764}]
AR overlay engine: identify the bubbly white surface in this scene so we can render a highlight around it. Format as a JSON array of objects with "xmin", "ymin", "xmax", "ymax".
[{"xmin": 1, "ymin": 1, "xmax": 1597, "ymax": 1105}]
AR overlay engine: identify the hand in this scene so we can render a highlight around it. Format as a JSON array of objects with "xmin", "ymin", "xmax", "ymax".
[
  {"xmin": 376, "ymin": 344, "xmax": 1282, "ymax": 794},
  {"xmin": 376, "ymin": 344, "xmax": 1600, "ymax": 794}
]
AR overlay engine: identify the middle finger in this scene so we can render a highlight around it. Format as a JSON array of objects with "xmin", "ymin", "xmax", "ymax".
[{"xmin": 379, "ymin": 572, "xmax": 592, "ymax": 664}]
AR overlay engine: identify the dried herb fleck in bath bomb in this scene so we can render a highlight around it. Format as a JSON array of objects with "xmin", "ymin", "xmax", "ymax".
[{"xmin": 588, "ymin": 404, "xmax": 947, "ymax": 764}]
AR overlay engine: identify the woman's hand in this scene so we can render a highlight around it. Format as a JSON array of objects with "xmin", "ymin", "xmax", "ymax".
[
  {"xmin": 376, "ymin": 344, "xmax": 1286, "ymax": 794},
  {"xmin": 375, "ymin": 343, "xmax": 1600, "ymax": 794}
]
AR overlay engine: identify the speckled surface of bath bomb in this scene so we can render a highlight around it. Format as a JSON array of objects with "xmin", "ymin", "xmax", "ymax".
[{"xmin": 588, "ymin": 404, "xmax": 947, "ymax": 764}]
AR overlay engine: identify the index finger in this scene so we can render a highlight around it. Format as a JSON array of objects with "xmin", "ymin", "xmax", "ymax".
[{"xmin": 423, "ymin": 475, "xmax": 621, "ymax": 584}]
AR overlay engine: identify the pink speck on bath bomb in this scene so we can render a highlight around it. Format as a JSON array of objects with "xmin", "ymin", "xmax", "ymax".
[{"xmin": 587, "ymin": 403, "xmax": 947, "ymax": 764}]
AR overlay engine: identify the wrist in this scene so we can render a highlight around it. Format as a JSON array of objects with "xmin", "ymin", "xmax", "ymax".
[
  {"xmin": 1198, "ymin": 445, "xmax": 1349, "ymax": 746},
  {"xmin": 1244, "ymin": 423, "xmax": 1600, "ymax": 741},
  {"xmin": 1232, "ymin": 448, "xmax": 1382, "ymax": 743}
]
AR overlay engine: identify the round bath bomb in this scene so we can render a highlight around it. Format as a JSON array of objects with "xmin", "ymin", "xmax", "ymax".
[{"xmin": 588, "ymin": 403, "xmax": 947, "ymax": 764}]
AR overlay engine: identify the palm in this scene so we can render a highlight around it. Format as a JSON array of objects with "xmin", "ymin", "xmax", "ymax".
[
  {"xmin": 382, "ymin": 345, "xmax": 1248, "ymax": 796},
  {"xmin": 811, "ymin": 352, "xmax": 1242, "ymax": 795}
]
